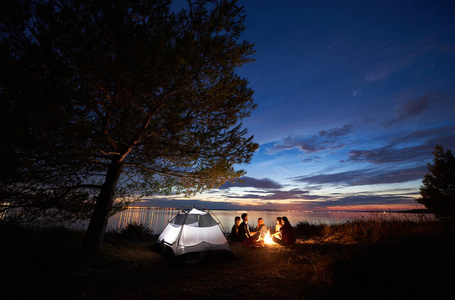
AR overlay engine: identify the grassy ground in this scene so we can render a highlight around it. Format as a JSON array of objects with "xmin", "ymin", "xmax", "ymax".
[{"xmin": 1, "ymin": 218, "xmax": 454, "ymax": 299}]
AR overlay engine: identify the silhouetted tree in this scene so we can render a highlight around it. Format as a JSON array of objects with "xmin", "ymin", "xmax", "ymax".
[
  {"xmin": 0, "ymin": 0, "xmax": 257, "ymax": 256},
  {"xmin": 417, "ymin": 145, "xmax": 455, "ymax": 218}
]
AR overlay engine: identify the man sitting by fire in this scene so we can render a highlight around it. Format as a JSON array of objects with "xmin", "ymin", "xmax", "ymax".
[
  {"xmin": 272, "ymin": 216, "xmax": 296, "ymax": 246},
  {"xmin": 237, "ymin": 213, "xmax": 260, "ymax": 244}
]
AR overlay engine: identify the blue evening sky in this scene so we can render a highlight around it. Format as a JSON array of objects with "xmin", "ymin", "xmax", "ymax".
[{"xmin": 141, "ymin": 0, "xmax": 455, "ymax": 211}]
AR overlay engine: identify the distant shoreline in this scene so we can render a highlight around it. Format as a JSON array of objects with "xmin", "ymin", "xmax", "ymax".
[
  {"xmin": 125, "ymin": 206, "xmax": 431, "ymax": 214},
  {"xmin": 396, "ymin": 209, "xmax": 431, "ymax": 214}
]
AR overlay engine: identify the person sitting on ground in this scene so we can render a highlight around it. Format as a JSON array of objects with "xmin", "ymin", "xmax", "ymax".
[
  {"xmin": 237, "ymin": 213, "xmax": 260, "ymax": 243},
  {"xmin": 256, "ymin": 217, "xmax": 268, "ymax": 240},
  {"xmin": 272, "ymin": 216, "xmax": 296, "ymax": 246},
  {"xmin": 274, "ymin": 217, "xmax": 282, "ymax": 234},
  {"xmin": 271, "ymin": 216, "xmax": 282, "ymax": 239},
  {"xmin": 230, "ymin": 216, "xmax": 241, "ymax": 242}
]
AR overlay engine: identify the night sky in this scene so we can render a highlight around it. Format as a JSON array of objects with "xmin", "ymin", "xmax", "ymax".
[{"xmin": 142, "ymin": 0, "xmax": 455, "ymax": 211}]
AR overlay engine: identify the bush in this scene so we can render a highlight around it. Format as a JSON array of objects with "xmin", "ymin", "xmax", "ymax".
[
  {"xmin": 119, "ymin": 222, "xmax": 153, "ymax": 240},
  {"xmin": 295, "ymin": 221, "xmax": 325, "ymax": 239}
]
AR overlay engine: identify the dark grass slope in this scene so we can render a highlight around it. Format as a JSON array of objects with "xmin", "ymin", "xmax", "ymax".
[{"xmin": 1, "ymin": 219, "xmax": 454, "ymax": 299}]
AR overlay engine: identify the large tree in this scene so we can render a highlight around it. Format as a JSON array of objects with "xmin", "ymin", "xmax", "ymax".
[
  {"xmin": 417, "ymin": 145, "xmax": 455, "ymax": 218},
  {"xmin": 0, "ymin": 0, "xmax": 258, "ymax": 256}
]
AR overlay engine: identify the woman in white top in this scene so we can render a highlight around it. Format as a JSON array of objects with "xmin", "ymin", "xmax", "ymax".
[
  {"xmin": 256, "ymin": 218, "xmax": 268, "ymax": 239},
  {"xmin": 274, "ymin": 217, "xmax": 282, "ymax": 234}
]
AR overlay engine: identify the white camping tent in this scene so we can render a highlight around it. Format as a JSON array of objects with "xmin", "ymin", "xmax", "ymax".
[{"xmin": 156, "ymin": 206, "xmax": 232, "ymax": 256}]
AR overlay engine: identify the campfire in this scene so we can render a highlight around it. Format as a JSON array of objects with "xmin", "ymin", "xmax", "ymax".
[{"xmin": 263, "ymin": 229, "xmax": 277, "ymax": 245}]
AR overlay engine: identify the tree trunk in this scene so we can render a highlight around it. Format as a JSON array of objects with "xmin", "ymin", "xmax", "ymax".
[{"xmin": 81, "ymin": 158, "xmax": 123, "ymax": 257}]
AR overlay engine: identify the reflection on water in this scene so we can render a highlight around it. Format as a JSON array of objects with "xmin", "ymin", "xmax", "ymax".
[
  {"xmin": 108, "ymin": 207, "xmax": 433, "ymax": 234},
  {"xmin": 108, "ymin": 207, "xmax": 177, "ymax": 234}
]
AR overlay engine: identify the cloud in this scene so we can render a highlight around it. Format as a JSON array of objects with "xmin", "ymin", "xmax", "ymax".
[
  {"xmin": 273, "ymin": 166, "xmax": 293, "ymax": 176},
  {"xmin": 269, "ymin": 136, "xmax": 324, "ymax": 153},
  {"xmin": 218, "ymin": 176, "xmax": 330, "ymax": 202},
  {"xmin": 352, "ymin": 89, "xmax": 362, "ymax": 97},
  {"xmin": 348, "ymin": 128, "xmax": 455, "ymax": 165},
  {"xmin": 319, "ymin": 124, "xmax": 354, "ymax": 138},
  {"xmin": 365, "ymin": 67, "xmax": 393, "ymax": 82},
  {"xmin": 302, "ymin": 156, "xmax": 322, "ymax": 163},
  {"xmin": 347, "ymin": 145, "xmax": 428, "ymax": 165},
  {"xmin": 269, "ymin": 124, "xmax": 354, "ymax": 154},
  {"xmin": 134, "ymin": 191, "xmax": 418, "ymax": 211},
  {"xmin": 293, "ymin": 166, "xmax": 427, "ymax": 187},
  {"xmin": 293, "ymin": 169, "xmax": 372, "ymax": 185},
  {"xmin": 356, "ymin": 166, "xmax": 427, "ymax": 185},
  {"xmin": 394, "ymin": 124, "xmax": 455, "ymax": 144},
  {"xmin": 261, "ymin": 189, "xmax": 319, "ymax": 200},
  {"xmin": 383, "ymin": 92, "xmax": 447, "ymax": 127},
  {"xmin": 363, "ymin": 41, "xmax": 440, "ymax": 84},
  {"xmin": 218, "ymin": 176, "xmax": 283, "ymax": 189},
  {"xmin": 332, "ymin": 194, "xmax": 417, "ymax": 207},
  {"xmin": 134, "ymin": 197, "xmax": 246, "ymax": 210},
  {"xmin": 224, "ymin": 188, "xmax": 326, "ymax": 201}
]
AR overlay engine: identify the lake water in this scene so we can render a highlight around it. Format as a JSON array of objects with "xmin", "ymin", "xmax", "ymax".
[{"xmin": 106, "ymin": 207, "xmax": 433, "ymax": 234}]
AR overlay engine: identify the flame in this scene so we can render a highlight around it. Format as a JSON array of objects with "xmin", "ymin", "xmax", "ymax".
[{"xmin": 263, "ymin": 229, "xmax": 276, "ymax": 245}]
